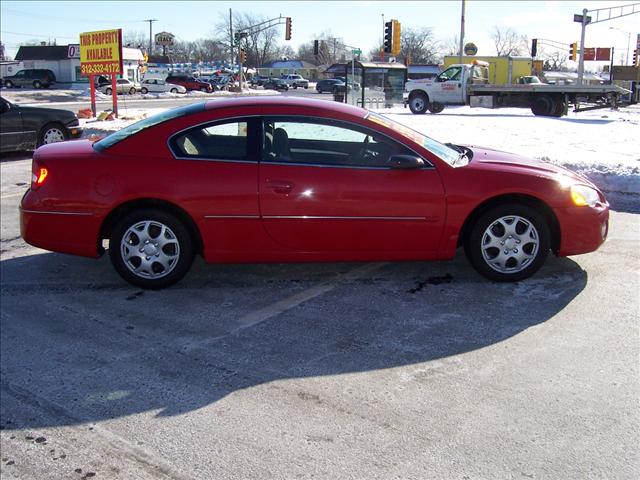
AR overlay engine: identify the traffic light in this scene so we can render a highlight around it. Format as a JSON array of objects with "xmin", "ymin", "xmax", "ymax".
[
  {"xmin": 391, "ymin": 19, "xmax": 401, "ymax": 56},
  {"xmin": 634, "ymin": 48, "xmax": 639, "ymax": 66},
  {"xmin": 313, "ymin": 39, "xmax": 319, "ymax": 56},
  {"xmin": 531, "ymin": 38, "xmax": 537, "ymax": 58},
  {"xmin": 239, "ymin": 48, "xmax": 246, "ymax": 63},
  {"xmin": 384, "ymin": 21, "xmax": 392, "ymax": 53},
  {"xmin": 569, "ymin": 42, "xmax": 577, "ymax": 61},
  {"xmin": 285, "ymin": 17, "xmax": 292, "ymax": 41}
]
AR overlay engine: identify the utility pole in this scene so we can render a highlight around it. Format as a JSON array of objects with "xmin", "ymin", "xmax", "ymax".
[
  {"xmin": 144, "ymin": 19, "xmax": 157, "ymax": 56},
  {"xmin": 459, "ymin": 0, "xmax": 465, "ymax": 64},
  {"xmin": 229, "ymin": 8, "xmax": 234, "ymax": 68}
]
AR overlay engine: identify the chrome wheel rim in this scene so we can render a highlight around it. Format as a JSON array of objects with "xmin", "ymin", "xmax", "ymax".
[
  {"xmin": 120, "ymin": 220, "xmax": 180, "ymax": 279},
  {"xmin": 481, "ymin": 215, "xmax": 539, "ymax": 273},
  {"xmin": 43, "ymin": 128, "xmax": 65, "ymax": 144},
  {"xmin": 411, "ymin": 97, "xmax": 425, "ymax": 112}
]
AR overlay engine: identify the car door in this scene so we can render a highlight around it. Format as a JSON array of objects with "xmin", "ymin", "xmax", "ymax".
[
  {"xmin": 432, "ymin": 66, "xmax": 464, "ymax": 104},
  {"xmin": 259, "ymin": 116, "xmax": 446, "ymax": 253},
  {"xmin": 0, "ymin": 99, "xmax": 25, "ymax": 152}
]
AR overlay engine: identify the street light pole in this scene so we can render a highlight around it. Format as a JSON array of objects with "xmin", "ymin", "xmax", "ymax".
[
  {"xmin": 144, "ymin": 19, "xmax": 157, "ymax": 56},
  {"xmin": 609, "ymin": 26, "xmax": 632, "ymax": 65}
]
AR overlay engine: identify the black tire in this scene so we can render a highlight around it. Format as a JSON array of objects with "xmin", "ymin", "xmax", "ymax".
[
  {"xmin": 408, "ymin": 92, "xmax": 429, "ymax": 114},
  {"xmin": 464, "ymin": 203, "xmax": 550, "ymax": 282},
  {"xmin": 531, "ymin": 95, "xmax": 555, "ymax": 116},
  {"xmin": 552, "ymin": 99, "xmax": 566, "ymax": 117},
  {"xmin": 170, "ymin": 88, "xmax": 178, "ymax": 93},
  {"xmin": 109, "ymin": 209, "xmax": 194, "ymax": 289},
  {"xmin": 37, "ymin": 122, "xmax": 68, "ymax": 147},
  {"xmin": 105, "ymin": 87, "xmax": 112, "ymax": 95},
  {"xmin": 293, "ymin": 84, "xmax": 298, "ymax": 89},
  {"xmin": 5, "ymin": 80, "xmax": 14, "ymax": 88},
  {"xmin": 304, "ymin": 85, "xmax": 308, "ymax": 89},
  {"xmin": 428, "ymin": 102, "xmax": 445, "ymax": 114},
  {"xmin": 129, "ymin": 87, "xmax": 136, "ymax": 94},
  {"xmin": 33, "ymin": 80, "xmax": 42, "ymax": 89},
  {"xmin": 141, "ymin": 87, "xmax": 148, "ymax": 94},
  {"xmin": 200, "ymin": 87, "xmax": 208, "ymax": 92}
]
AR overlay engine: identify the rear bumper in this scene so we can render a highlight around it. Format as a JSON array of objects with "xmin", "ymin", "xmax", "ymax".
[
  {"xmin": 557, "ymin": 203, "xmax": 609, "ymax": 256},
  {"xmin": 20, "ymin": 190, "xmax": 102, "ymax": 258}
]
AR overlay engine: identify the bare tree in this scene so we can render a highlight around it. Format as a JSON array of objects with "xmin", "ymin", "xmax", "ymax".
[
  {"xmin": 298, "ymin": 32, "xmax": 345, "ymax": 65},
  {"xmin": 542, "ymin": 50, "xmax": 569, "ymax": 71},
  {"xmin": 123, "ymin": 30, "xmax": 149, "ymax": 51},
  {"xmin": 491, "ymin": 26, "xmax": 526, "ymax": 56},
  {"xmin": 401, "ymin": 26, "xmax": 440, "ymax": 63},
  {"xmin": 441, "ymin": 34, "xmax": 460, "ymax": 57}
]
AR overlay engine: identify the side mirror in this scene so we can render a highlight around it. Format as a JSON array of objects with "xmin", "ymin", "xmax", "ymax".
[{"xmin": 388, "ymin": 155, "xmax": 425, "ymax": 169}]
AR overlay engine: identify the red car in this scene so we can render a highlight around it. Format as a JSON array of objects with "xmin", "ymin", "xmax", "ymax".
[
  {"xmin": 20, "ymin": 97, "xmax": 609, "ymax": 289},
  {"xmin": 165, "ymin": 74, "xmax": 212, "ymax": 93}
]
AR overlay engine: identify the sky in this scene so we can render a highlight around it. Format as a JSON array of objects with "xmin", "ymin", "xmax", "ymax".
[{"xmin": 1, "ymin": 1, "xmax": 639, "ymax": 66}]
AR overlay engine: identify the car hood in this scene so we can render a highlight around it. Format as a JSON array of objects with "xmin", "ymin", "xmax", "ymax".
[
  {"xmin": 466, "ymin": 145, "xmax": 594, "ymax": 186},
  {"xmin": 17, "ymin": 104, "xmax": 76, "ymax": 119}
]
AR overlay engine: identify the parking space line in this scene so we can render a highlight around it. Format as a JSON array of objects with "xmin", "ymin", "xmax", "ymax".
[{"xmin": 182, "ymin": 262, "xmax": 387, "ymax": 352}]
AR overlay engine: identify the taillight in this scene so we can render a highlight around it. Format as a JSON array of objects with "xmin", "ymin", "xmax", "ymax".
[{"xmin": 31, "ymin": 158, "xmax": 48, "ymax": 190}]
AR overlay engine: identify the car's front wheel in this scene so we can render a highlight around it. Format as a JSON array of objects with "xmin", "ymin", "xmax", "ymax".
[
  {"xmin": 5, "ymin": 80, "xmax": 14, "ymax": 88},
  {"xmin": 33, "ymin": 80, "xmax": 42, "ymax": 89},
  {"xmin": 465, "ymin": 204, "xmax": 550, "ymax": 282},
  {"xmin": 109, "ymin": 209, "xmax": 194, "ymax": 289},
  {"xmin": 170, "ymin": 88, "xmax": 178, "ymax": 93},
  {"xmin": 140, "ymin": 87, "xmax": 148, "ymax": 94},
  {"xmin": 105, "ymin": 87, "xmax": 112, "ymax": 95},
  {"xmin": 409, "ymin": 92, "xmax": 429, "ymax": 114},
  {"xmin": 37, "ymin": 123, "xmax": 68, "ymax": 147}
]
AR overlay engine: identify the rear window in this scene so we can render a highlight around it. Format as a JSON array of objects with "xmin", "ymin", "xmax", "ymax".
[{"xmin": 93, "ymin": 102, "xmax": 205, "ymax": 151}]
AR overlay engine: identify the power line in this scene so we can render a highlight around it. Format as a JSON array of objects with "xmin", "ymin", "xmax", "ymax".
[
  {"xmin": 1, "ymin": 7, "xmax": 151, "ymax": 24},
  {"xmin": 1, "ymin": 30, "xmax": 77, "ymax": 40}
]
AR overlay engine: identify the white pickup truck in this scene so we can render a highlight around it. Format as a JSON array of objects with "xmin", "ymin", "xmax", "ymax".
[
  {"xmin": 403, "ymin": 61, "xmax": 629, "ymax": 117},
  {"xmin": 281, "ymin": 74, "xmax": 309, "ymax": 89}
]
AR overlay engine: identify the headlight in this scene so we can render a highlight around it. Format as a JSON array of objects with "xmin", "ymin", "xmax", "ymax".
[{"xmin": 570, "ymin": 184, "xmax": 600, "ymax": 207}]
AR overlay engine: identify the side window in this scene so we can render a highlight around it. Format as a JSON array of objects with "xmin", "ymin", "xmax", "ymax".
[
  {"xmin": 171, "ymin": 120, "xmax": 251, "ymax": 160},
  {"xmin": 437, "ymin": 67, "xmax": 461, "ymax": 82},
  {"xmin": 263, "ymin": 118, "xmax": 414, "ymax": 168}
]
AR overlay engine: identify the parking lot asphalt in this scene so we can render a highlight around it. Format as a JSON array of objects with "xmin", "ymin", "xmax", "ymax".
[{"xmin": 1, "ymin": 157, "xmax": 639, "ymax": 479}]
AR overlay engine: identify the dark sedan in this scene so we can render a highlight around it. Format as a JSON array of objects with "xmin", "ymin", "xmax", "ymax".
[
  {"xmin": 263, "ymin": 78, "xmax": 289, "ymax": 91},
  {"xmin": 0, "ymin": 97, "xmax": 82, "ymax": 153}
]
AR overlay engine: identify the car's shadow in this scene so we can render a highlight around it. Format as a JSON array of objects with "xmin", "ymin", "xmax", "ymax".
[{"xmin": 0, "ymin": 250, "xmax": 587, "ymax": 430}]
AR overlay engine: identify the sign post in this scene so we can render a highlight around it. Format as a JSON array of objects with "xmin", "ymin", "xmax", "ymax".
[{"xmin": 79, "ymin": 28, "xmax": 123, "ymax": 118}]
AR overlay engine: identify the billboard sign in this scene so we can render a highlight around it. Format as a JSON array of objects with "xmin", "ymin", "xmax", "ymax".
[
  {"xmin": 67, "ymin": 44, "xmax": 80, "ymax": 59},
  {"xmin": 79, "ymin": 28, "xmax": 123, "ymax": 76},
  {"xmin": 155, "ymin": 32, "xmax": 175, "ymax": 47}
]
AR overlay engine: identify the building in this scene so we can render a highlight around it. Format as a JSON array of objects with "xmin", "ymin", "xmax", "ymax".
[
  {"xmin": 12, "ymin": 45, "xmax": 144, "ymax": 85},
  {"xmin": 257, "ymin": 60, "xmax": 319, "ymax": 80}
]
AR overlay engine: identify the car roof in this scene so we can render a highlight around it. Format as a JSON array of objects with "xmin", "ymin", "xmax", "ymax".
[{"xmin": 202, "ymin": 96, "xmax": 368, "ymax": 119}]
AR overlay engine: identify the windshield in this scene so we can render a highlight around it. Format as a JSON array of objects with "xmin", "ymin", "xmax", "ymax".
[
  {"xmin": 93, "ymin": 102, "xmax": 205, "ymax": 151},
  {"xmin": 366, "ymin": 112, "xmax": 461, "ymax": 166}
]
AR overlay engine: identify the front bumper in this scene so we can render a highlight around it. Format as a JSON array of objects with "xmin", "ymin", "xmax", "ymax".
[{"xmin": 557, "ymin": 202, "xmax": 609, "ymax": 256}]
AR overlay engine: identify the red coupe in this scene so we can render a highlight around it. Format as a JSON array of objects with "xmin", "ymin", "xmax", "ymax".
[{"xmin": 20, "ymin": 97, "xmax": 609, "ymax": 288}]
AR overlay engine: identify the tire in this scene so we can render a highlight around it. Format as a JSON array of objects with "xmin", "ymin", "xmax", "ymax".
[
  {"xmin": 109, "ymin": 209, "xmax": 194, "ymax": 289},
  {"xmin": 552, "ymin": 99, "xmax": 566, "ymax": 117},
  {"xmin": 464, "ymin": 204, "xmax": 550, "ymax": 282},
  {"xmin": 141, "ymin": 87, "xmax": 148, "ymax": 94},
  {"xmin": 5, "ymin": 80, "xmax": 13, "ymax": 88},
  {"xmin": 129, "ymin": 87, "xmax": 136, "ymax": 94},
  {"xmin": 428, "ymin": 102, "xmax": 445, "ymax": 114},
  {"xmin": 37, "ymin": 123, "xmax": 68, "ymax": 147},
  {"xmin": 33, "ymin": 80, "xmax": 42, "ymax": 89},
  {"xmin": 293, "ymin": 84, "xmax": 298, "ymax": 89},
  {"xmin": 200, "ymin": 87, "xmax": 208, "ymax": 92},
  {"xmin": 531, "ymin": 95, "xmax": 555, "ymax": 116},
  {"xmin": 304, "ymin": 85, "xmax": 308, "ymax": 89},
  {"xmin": 409, "ymin": 92, "xmax": 429, "ymax": 114},
  {"xmin": 105, "ymin": 87, "xmax": 112, "ymax": 95},
  {"xmin": 170, "ymin": 88, "xmax": 178, "ymax": 93}
]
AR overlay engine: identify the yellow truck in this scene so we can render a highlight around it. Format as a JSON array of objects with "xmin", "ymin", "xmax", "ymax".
[{"xmin": 443, "ymin": 55, "xmax": 532, "ymax": 85}]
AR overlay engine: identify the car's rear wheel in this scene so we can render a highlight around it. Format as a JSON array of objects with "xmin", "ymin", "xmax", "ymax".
[
  {"xmin": 464, "ymin": 204, "xmax": 550, "ymax": 282},
  {"xmin": 105, "ymin": 87, "xmax": 112, "ymax": 95},
  {"xmin": 129, "ymin": 87, "xmax": 136, "ymax": 94},
  {"xmin": 109, "ymin": 209, "xmax": 194, "ymax": 289},
  {"xmin": 33, "ymin": 80, "xmax": 42, "ymax": 89},
  {"xmin": 531, "ymin": 95, "xmax": 555, "ymax": 116},
  {"xmin": 293, "ymin": 84, "xmax": 298, "ymax": 89},
  {"xmin": 5, "ymin": 80, "xmax": 14, "ymax": 88},
  {"xmin": 170, "ymin": 88, "xmax": 178, "ymax": 93},
  {"xmin": 428, "ymin": 102, "xmax": 445, "ymax": 113},
  {"xmin": 37, "ymin": 123, "xmax": 68, "ymax": 147},
  {"xmin": 200, "ymin": 87, "xmax": 208, "ymax": 92},
  {"xmin": 409, "ymin": 92, "xmax": 429, "ymax": 114},
  {"xmin": 140, "ymin": 87, "xmax": 148, "ymax": 94}
]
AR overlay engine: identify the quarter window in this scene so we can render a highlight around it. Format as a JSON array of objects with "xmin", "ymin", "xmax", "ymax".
[
  {"xmin": 263, "ymin": 118, "xmax": 415, "ymax": 168},
  {"xmin": 171, "ymin": 120, "xmax": 250, "ymax": 160}
]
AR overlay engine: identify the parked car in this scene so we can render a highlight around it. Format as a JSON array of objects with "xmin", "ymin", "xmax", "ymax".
[
  {"xmin": 140, "ymin": 79, "xmax": 186, "ymax": 94},
  {"xmin": 282, "ymin": 74, "xmax": 309, "ymax": 89},
  {"xmin": 19, "ymin": 97, "xmax": 609, "ymax": 289},
  {"xmin": 249, "ymin": 75, "xmax": 270, "ymax": 87},
  {"xmin": 3, "ymin": 69, "xmax": 56, "ymax": 89},
  {"xmin": 263, "ymin": 78, "xmax": 289, "ymax": 91},
  {"xmin": 335, "ymin": 76, "xmax": 361, "ymax": 91},
  {"xmin": 93, "ymin": 75, "xmax": 111, "ymax": 89},
  {"xmin": 99, "ymin": 78, "xmax": 140, "ymax": 95},
  {"xmin": 0, "ymin": 97, "xmax": 81, "ymax": 153},
  {"xmin": 517, "ymin": 76, "xmax": 546, "ymax": 85},
  {"xmin": 166, "ymin": 75, "xmax": 213, "ymax": 92},
  {"xmin": 316, "ymin": 79, "xmax": 344, "ymax": 93}
]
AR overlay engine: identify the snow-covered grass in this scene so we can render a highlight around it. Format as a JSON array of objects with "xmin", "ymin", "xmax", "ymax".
[{"xmin": 79, "ymin": 102, "xmax": 640, "ymax": 211}]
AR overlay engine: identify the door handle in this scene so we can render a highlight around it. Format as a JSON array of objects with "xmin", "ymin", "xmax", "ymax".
[{"xmin": 266, "ymin": 179, "xmax": 294, "ymax": 195}]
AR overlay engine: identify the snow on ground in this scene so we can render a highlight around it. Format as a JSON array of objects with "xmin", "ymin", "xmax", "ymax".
[{"xmin": 80, "ymin": 102, "xmax": 640, "ymax": 211}]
